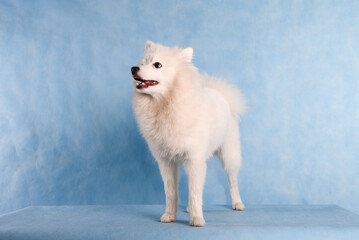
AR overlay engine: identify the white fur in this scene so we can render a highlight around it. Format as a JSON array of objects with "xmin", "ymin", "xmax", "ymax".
[{"xmin": 132, "ymin": 41, "xmax": 246, "ymax": 227}]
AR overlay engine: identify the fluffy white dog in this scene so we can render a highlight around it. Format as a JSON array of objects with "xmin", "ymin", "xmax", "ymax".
[{"xmin": 131, "ymin": 41, "xmax": 246, "ymax": 227}]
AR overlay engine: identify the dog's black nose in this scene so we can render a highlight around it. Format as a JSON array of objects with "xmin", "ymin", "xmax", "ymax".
[{"xmin": 131, "ymin": 66, "xmax": 140, "ymax": 75}]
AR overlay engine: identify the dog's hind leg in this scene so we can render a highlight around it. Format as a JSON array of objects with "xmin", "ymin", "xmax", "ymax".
[{"xmin": 217, "ymin": 119, "xmax": 245, "ymax": 211}]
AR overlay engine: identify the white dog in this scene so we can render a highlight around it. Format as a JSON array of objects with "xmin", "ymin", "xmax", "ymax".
[{"xmin": 131, "ymin": 41, "xmax": 246, "ymax": 227}]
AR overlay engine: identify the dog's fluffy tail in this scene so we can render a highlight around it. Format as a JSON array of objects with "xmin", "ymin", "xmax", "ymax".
[{"xmin": 204, "ymin": 75, "xmax": 246, "ymax": 119}]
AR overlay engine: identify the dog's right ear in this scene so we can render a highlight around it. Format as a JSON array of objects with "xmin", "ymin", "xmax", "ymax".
[
  {"xmin": 145, "ymin": 40, "xmax": 154, "ymax": 51},
  {"xmin": 180, "ymin": 47, "xmax": 193, "ymax": 63}
]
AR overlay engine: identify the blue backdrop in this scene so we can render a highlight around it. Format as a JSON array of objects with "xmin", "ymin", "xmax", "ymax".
[{"xmin": 1, "ymin": 0, "xmax": 358, "ymax": 215}]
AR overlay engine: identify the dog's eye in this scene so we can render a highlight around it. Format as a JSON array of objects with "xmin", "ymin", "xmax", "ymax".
[{"xmin": 153, "ymin": 62, "xmax": 162, "ymax": 68}]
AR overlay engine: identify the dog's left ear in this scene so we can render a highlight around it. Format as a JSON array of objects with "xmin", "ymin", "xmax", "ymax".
[
  {"xmin": 145, "ymin": 40, "xmax": 155, "ymax": 51},
  {"xmin": 180, "ymin": 47, "xmax": 193, "ymax": 63}
]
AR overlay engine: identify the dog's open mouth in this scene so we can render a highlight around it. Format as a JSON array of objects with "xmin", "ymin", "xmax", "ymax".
[{"xmin": 134, "ymin": 78, "xmax": 159, "ymax": 89}]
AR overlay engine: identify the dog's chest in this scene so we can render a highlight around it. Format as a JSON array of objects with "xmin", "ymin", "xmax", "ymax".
[{"xmin": 138, "ymin": 104, "xmax": 192, "ymax": 152}]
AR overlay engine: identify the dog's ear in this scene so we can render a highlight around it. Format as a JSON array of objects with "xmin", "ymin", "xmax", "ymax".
[
  {"xmin": 145, "ymin": 40, "xmax": 154, "ymax": 51},
  {"xmin": 180, "ymin": 47, "xmax": 193, "ymax": 63}
]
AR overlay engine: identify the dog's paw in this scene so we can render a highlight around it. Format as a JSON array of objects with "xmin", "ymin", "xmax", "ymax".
[
  {"xmin": 160, "ymin": 212, "xmax": 175, "ymax": 223},
  {"xmin": 232, "ymin": 202, "xmax": 245, "ymax": 211},
  {"xmin": 189, "ymin": 216, "xmax": 205, "ymax": 227},
  {"xmin": 186, "ymin": 206, "xmax": 190, "ymax": 213}
]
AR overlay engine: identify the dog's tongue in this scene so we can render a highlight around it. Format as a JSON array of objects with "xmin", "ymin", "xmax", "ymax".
[
  {"xmin": 144, "ymin": 80, "xmax": 152, "ymax": 86},
  {"xmin": 136, "ymin": 80, "xmax": 159, "ymax": 89},
  {"xmin": 141, "ymin": 81, "xmax": 153, "ymax": 88}
]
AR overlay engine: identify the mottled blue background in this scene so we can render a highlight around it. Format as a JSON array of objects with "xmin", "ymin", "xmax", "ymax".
[{"xmin": 0, "ymin": 0, "xmax": 358, "ymax": 215}]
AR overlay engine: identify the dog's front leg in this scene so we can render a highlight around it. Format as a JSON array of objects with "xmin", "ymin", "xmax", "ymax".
[
  {"xmin": 185, "ymin": 160, "xmax": 206, "ymax": 227},
  {"xmin": 157, "ymin": 159, "xmax": 179, "ymax": 223}
]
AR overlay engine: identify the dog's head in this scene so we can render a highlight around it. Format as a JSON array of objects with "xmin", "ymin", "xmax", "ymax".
[{"xmin": 131, "ymin": 41, "xmax": 194, "ymax": 96}]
